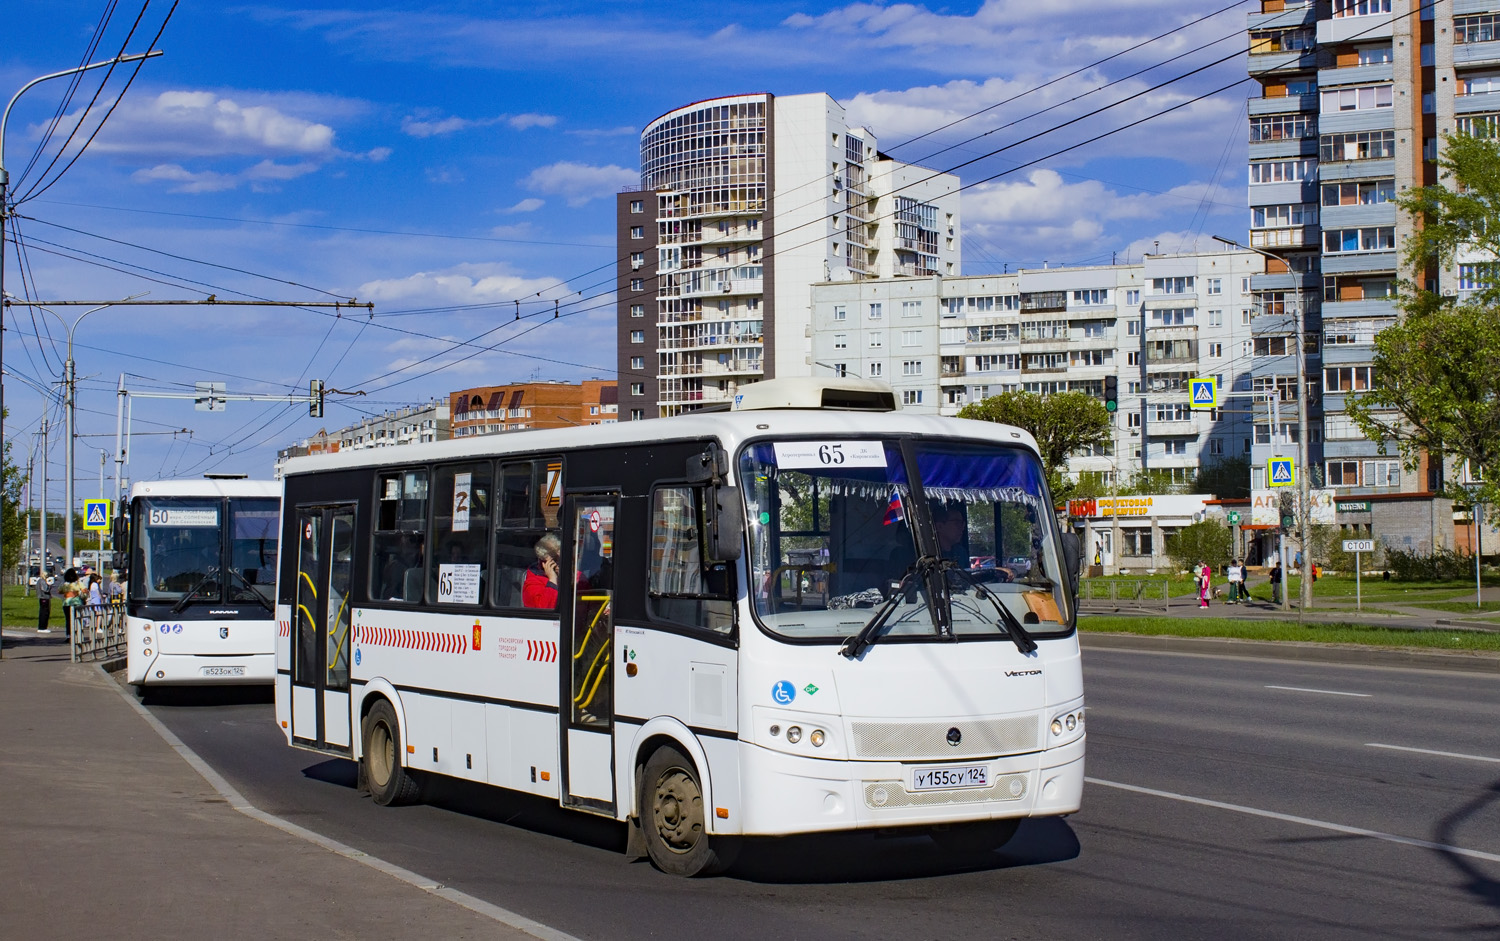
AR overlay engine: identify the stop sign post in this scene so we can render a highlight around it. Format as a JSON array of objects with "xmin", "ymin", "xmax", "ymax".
[{"xmin": 1344, "ymin": 538, "xmax": 1376, "ymax": 612}]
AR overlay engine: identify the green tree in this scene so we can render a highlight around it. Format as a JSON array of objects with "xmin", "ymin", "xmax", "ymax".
[
  {"xmin": 958, "ymin": 390, "xmax": 1112, "ymax": 500},
  {"xmin": 1165, "ymin": 518, "xmax": 1233, "ymax": 574},
  {"xmin": 1119, "ymin": 468, "xmax": 1187, "ymax": 496},
  {"xmin": 1346, "ymin": 133, "xmax": 1500, "ymax": 509}
]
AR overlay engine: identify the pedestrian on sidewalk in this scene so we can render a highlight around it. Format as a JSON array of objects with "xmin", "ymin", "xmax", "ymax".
[
  {"xmin": 60, "ymin": 567, "xmax": 84, "ymax": 637},
  {"xmin": 1270, "ymin": 560, "xmax": 1283, "ymax": 604},
  {"xmin": 1226, "ymin": 558, "xmax": 1244, "ymax": 604},
  {"xmin": 36, "ymin": 573, "xmax": 52, "ymax": 632},
  {"xmin": 1198, "ymin": 561, "xmax": 1212, "ymax": 609}
]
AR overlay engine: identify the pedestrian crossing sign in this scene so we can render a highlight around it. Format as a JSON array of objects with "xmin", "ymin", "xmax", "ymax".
[
  {"xmin": 83, "ymin": 499, "xmax": 112, "ymax": 531},
  {"xmin": 1189, "ymin": 377, "xmax": 1218, "ymax": 409},
  {"xmin": 1268, "ymin": 458, "xmax": 1295, "ymax": 488}
]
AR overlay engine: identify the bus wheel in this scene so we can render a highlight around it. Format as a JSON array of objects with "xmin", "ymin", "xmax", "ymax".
[
  {"xmin": 642, "ymin": 744, "xmax": 722, "ymax": 877},
  {"xmin": 363, "ymin": 700, "xmax": 420, "ymax": 806},
  {"xmin": 930, "ymin": 818, "xmax": 1020, "ymax": 855}
]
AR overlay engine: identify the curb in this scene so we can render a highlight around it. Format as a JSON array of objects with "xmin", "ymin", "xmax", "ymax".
[{"xmin": 1080, "ymin": 631, "xmax": 1500, "ymax": 675}]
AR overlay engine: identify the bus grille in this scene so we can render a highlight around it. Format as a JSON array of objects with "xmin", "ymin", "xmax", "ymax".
[
  {"xmin": 862, "ymin": 774, "xmax": 1029, "ymax": 809},
  {"xmin": 850, "ymin": 716, "xmax": 1039, "ymax": 760}
]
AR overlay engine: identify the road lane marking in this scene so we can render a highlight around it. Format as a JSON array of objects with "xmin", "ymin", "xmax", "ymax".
[
  {"xmin": 1087, "ymin": 777, "xmax": 1500, "ymax": 865},
  {"xmin": 1265, "ymin": 685, "xmax": 1371, "ymax": 697},
  {"xmin": 102, "ymin": 667, "xmax": 584, "ymax": 941},
  {"xmin": 1367, "ymin": 743, "xmax": 1500, "ymax": 764}
]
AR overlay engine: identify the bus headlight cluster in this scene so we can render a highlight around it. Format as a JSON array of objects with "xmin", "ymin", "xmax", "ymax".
[
  {"xmin": 767, "ymin": 722, "xmax": 828, "ymax": 748},
  {"xmin": 1050, "ymin": 708, "xmax": 1084, "ymax": 737}
]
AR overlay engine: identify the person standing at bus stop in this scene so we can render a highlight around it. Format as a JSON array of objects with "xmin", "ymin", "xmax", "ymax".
[{"xmin": 36, "ymin": 572, "xmax": 52, "ymax": 632}]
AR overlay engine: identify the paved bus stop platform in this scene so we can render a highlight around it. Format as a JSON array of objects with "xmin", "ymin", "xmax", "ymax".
[{"xmin": 0, "ymin": 632, "xmax": 540, "ymax": 941}]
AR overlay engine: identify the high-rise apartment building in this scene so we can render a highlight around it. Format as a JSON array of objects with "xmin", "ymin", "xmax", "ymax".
[
  {"xmin": 616, "ymin": 93, "xmax": 961, "ymax": 420},
  {"xmin": 1247, "ymin": 0, "xmax": 1464, "ymax": 554},
  {"xmin": 808, "ymin": 249, "xmax": 1265, "ymax": 488}
]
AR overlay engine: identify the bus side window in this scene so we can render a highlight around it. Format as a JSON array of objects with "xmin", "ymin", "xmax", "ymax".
[
  {"xmin": 371, "ymin": 469, "xmax": 428, "ymax": 603},
  {"xmin": 493, "ymin": 458, "xmax": 562, "ymax": 610},
  {"xmin": 431, "ymin": 462, "xmax": 492, "ymax": 606},
  {"xmin": 648, "ymin": 486, "xmax": 734, "ymax": 634}
]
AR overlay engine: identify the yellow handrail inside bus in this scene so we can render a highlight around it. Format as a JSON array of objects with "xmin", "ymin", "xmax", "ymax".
[{"xmin": 575, "ymin": 638, "xmax": 612, "ymax": 709}]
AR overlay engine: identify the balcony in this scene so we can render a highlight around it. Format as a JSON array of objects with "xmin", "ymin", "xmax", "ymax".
[
  {"xmin": 1248, "ymin": 49, "xmax": 1317, "ymax": 77},
  {"xmin": 1248, "ymin": 93, "xmax": 1318, "ymax": 116},
  {"xmin": 1317, "ymin": 12, "xmax": 1391, "ymax": 45},
  {"xmin": 1250, "ymin": 225, "xmax": 1318, "ymax": 249},
  {"xmin": 1455, "ymin": 40, "xmax": 1500, "ymax": 70}
]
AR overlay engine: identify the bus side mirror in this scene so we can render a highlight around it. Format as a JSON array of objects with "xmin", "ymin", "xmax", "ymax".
[
  {"xmin": 1059, "ymin": 531, "xmax": 1081, "ymax": 595},
  {"xmin": 111, "ymin": 514, "xmax": 128, "ymax": 549},
  {"xmin": 708, "ymin": 485, "xmax": 743, "ymax": 562}
]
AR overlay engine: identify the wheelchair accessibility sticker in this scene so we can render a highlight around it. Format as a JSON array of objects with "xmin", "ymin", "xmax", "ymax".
[{"xmin": 772, "ymin": 680, "xmax": 796, "ymax": 704}]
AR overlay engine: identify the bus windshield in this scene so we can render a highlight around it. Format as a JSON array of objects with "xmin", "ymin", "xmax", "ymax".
[
  {"xmin": 740, "ymin": 438, "xmax": 1072, "ymax": 644},
  {"xmin": 131, "ymin": 497, "xmax": 279, "ymax": 606}
]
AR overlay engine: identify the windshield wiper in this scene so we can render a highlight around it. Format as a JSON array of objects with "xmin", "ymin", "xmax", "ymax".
[
  {"xmin": 170, "ymin": 569, "xmax": 220, "ymax": 613},
  {"xmin": 946, "ymin": 565, "xmax": 1039, "ymax": 654},
  {"xmin": 225, "ymin": 566, "xmax": 273, "ymax": 612},
  {"xmin": 841, "ymin": 555, "xmax": 950, "ymax": 659}
]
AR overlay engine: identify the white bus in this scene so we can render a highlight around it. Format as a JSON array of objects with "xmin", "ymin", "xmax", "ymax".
[
  {"xmin": 122, "ymin": 477, "xmax": 281, "ymax": 686},
  {"xmin": 274, "ymin": 379, "xmax": 1084, "ymax": 875}
]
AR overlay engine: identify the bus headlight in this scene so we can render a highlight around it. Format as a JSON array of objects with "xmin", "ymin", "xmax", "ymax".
[
  {"xmin": 810, "ymin": 729, "xmax": 825, "ymax": 747},
  {"xmin": 786, "ymin": 725, "xmax": 802, "ymax": 744},
  {"xmin": 1050, "ymin": 706, "xmax": 1085, "ymax": 742}
]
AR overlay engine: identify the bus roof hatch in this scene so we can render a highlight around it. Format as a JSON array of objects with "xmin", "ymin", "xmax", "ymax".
[{"xmin": 731, "ymin": 377, "xmax": 898, "ymax": 412}]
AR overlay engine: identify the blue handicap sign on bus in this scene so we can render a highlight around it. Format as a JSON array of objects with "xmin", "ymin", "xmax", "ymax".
[{"xmin": 771, "ymin": 680, "xmax": 796, "ymax": 705}]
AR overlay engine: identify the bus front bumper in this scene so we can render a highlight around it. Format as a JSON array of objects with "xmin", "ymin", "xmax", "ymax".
[{"xmin": 130, "ymin": 651, "xmax": 277, "ymax": 686}]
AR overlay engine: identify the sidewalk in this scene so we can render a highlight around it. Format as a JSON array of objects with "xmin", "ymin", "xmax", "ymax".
[{"xmin": 0, "ymin": 633, "xmax": 539, "ymax": 941}]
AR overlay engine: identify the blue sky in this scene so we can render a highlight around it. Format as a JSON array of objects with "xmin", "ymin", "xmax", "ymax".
[{"xmin": 3, "ymin": 0, "xmax": 1253, "ymax": 492}]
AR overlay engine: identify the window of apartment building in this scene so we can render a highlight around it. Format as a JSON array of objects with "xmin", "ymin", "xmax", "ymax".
[
  {"xmin": 1460, "ymin": 263, "xmax": 1496, "ymax": 291},
  {"xmin": 901, "ymin": 330, "xmax": 921, "ymax": 346},
  {"xmin": 967, "ymin": 323, "xmax": 1018, "ymax": 342},
  {"xmin": 1250, "ymin": 114, "xmax": 1313, "ymax": 143},
  {"xmin": 1459, "ymin": 73, "xmax": 1500, "ymax": 96},
  {"xmin": 1325, "ymin": 366, "xmax": 1374, "ymax": 392},
  {"xmin": 1324, "ymin": 319, "xmax": 1390, "ymax": 345},
  {"xmin": 630, "ymin": 383, "xmax": 645, "ymax": 395},
  {"xmin": 1321, "ymin": 180, "xmax": 1395, "ymax": 207},
  {"xmin": 630, "ymin": 278, "xmax": 644, "ymax": 291},
  {"xmin": 1127, "ymin": 412, "xmax": 1142, "ymax": 429},
  {"xmin": 1077, "ymin": 321, "xmax": 1108, "ymax": 339},
  {"xmin": 1321, "ymin": 130, "xmax": 1396, "ymax": 162},
  {"xmin": 1324, "ymin": 415, "xmax": 1367, "ymax": 439},
  {"xmin": 902, "ymin": 360, "xmax": 923, "ymax": 376},
  {"xmin": 1328, "ymin": 460, "xmax": 1400, "ymax": 488},
  {"xmin": 832, "ymin": 363, "xmax": 848, "ymax": 377},
  {"xmin": 1249, "ymin": 28, "xmax": 1314, "ymax": 54},
  {"xmin": 630, "ymin": 226, "xmax": 644, "ymax": 239},
  {"xmin": 1320, "ymin": 84, "xmax": 1392, "ymax": 113},
  {"xmin": 868, "ymin": 303, "xmax": 883, "ymax": 320},
  {"xmin": 630, "ymin": 252, "xmax": 645, "ymax": 269},
  {"xmin": 629, "ymin": 356, "xmax": 645, "ymax": 370},
  {"xmin": 1147, "ymin": 339, "xmax": 1194, "ymax": 362},
  {"xmin": 1456, "ymin": 13, "xmax": 1500, "ymax": 43},
  {"xmin": 1153, "ymin": 403, "xmax": 1191, "ymax": 423},
  {"xmin": 1161, "ymin": 440, "xmax": 1187, "ymax": 456},
  {"xmin": 1249, "ymin": 159, "xmax": 1315, "ymax": 184},
  {"xmin": 629, "ymin": 200, "xmax": 644, "ymax": 213},
  {"xmin": 630, "ymin": 409, "xmax": 644, "ymax": 421},
  {"xmin": 833, "ymin": 305, "xmax": 847, "ymax": 321},
  {"xmin": 1334, "ymin": 0, "xmax": 1391, "ymax": 16},
  {"xmin": 1126, "ymin": 319, "xmax": 1140, "ymax": 336},
  {"xmin": 902, "ymin": 390, "xmax": 924, "ymax": 405},
  {"xmin": 868, "ymin": 332, "xmax": 884, "ymax": 349},
  {"xmin": 1324, "ymin": 226, "xmax": 1395, "ymax": 253},
  {"xmin": 1206, "ymin": 278, "xmax": 1222, "ymax": 295},
  {"xmin": 1356, "ymin": 45, "xmax": 1393, "ymax": 65},
  {"xmin": 1072, "ymin": 289, "xmax": 1109, "ymax": 305},
  {"xmin": 747, "ymin": 218, "xmax": 759, "ymax": 231},
  {"xmin": 1457, "ymin": 114, "xmax": 1500, "ymax": 138},
  {"xmin": 1151, "ymin": 277, "xmax": 1194, "ymax": 295},
  {"xmin": 1020, "ymin": 319, "xmax": 1068, "ymax": 341},
  {"xmin": 630, "ymin": 304, "xmax": 645, "ymax": 318},
  {"xmin": 746, "ymin": 297, "xmax": 760, "ymax": 310},
  {"xmin": 1208, "ymin": 342, "xmax": 1224, "ymax": 357},
  {"xmin": 1151, "ymin": 308, "xmax": 1194, "ymax": 326},
  {"xmin": 973, "ymin": 354, "xmax": 1006, "ymax": 372},
  {"xmin": 869, "ymin": 362, "xmax": 884, "ymax": 377},
  {"xmin": 1254, "ymin": 336, "xmax": 1294, "ymax": 357},
  {"xmin": 1126, "ymin": 351, "xmax": 1139, "ymax": 365},
  {"xmin": 1025, "ymin": 352, "xmax": 1067, "ymax": 370},
  {"xmin": 1252, "ymin": 204, "xmax": 1318, "ymax": 228},
  {"xmin": 1071, "ymin": 349, "xmax": 1106, "ymax": 367},
  {"xmin": 833, "ymin": 333, "xmax": 848, "ymax": 349},
  {"xmin": 1208, "ymin": 309, "xmax": 1224, "ymax": 326},
  {"xmin": 1124, "ymin": 289, "xmax": 1141, "ymax": 306},
  {"xmin": 630, "ymin": 330, "xmax": 645, "ymax": 343},
  {"xmin": 902, "ymin": 300, "xmax": 922, "ymax": 317}
]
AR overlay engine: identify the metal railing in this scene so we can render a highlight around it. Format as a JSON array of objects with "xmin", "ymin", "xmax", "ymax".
[
  {"xmin": 69, "ymin": 603, "xmax": 127, "ymax": 663},
  {"xmin": 1076, "ymin": 578, "xmax": 1173, "ymax": 613}
]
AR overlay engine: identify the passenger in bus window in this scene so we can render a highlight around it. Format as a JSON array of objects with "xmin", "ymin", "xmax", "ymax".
[{"xmin": 523, "ymin": 533, "xmax": 562, "ymax": 609}]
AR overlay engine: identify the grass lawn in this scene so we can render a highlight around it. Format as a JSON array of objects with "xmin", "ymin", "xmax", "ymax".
[
  {"xmin": 1, "ymin": 584, "xmax": 65, "ymax": 629},
  {"xmin": 1080, "ymin": 614, "xmax": 1500, "ymax": 652}
]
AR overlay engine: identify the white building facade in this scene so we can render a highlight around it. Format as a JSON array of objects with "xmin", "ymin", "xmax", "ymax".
[
  {"xmin": 808, "ymin": 250, "xmax": 1266, "ymax": 487},
  {"xmin": 616, "ymin": 92, "xmax": 961, "ymax": 419}
]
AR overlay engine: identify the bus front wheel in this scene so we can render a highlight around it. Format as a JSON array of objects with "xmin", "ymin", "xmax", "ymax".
[
  {"xmin": 363, "ymin": 700, "xmax": 421, "ymax": 806},
  {"xmin": 641, "ymin": 744, "xmax": 724, "ymax": 877}
]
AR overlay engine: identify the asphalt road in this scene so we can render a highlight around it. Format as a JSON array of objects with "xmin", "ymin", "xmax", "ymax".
[{"xmin": 137, "ymin": 650, "xmax": 1500, "ymax": 940}]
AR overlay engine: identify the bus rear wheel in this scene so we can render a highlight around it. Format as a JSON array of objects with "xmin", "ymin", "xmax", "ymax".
[
  {"xmin": 363, "ymin": 700, "xmax": 420, "ymax": 806},
  {"xmin": 642, "ymin": 744, "xmax": 723, "ymax": 877}
]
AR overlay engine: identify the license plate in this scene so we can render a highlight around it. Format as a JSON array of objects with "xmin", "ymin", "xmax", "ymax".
[
  {"xmin": 910, "ymin": 764, "xmax": 988, "ymax": 791},
  {"xmin": 201, "ymin": 665, "xmax": 245, "ymax": 677}
]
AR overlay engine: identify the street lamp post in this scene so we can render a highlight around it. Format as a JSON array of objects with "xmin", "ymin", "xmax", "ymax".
[{"xmin": 1214, "ymin": 236, "xmax": 1314, "ymax": 614}]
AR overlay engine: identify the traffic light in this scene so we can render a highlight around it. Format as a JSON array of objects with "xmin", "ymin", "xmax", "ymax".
[
  {"xmin": 1103, "ymin": 374, "xmax": 1118, "ymax": 413},
  {"xmin": 310, "ymin": 379, "xmax": 324, "ymax": 418}
]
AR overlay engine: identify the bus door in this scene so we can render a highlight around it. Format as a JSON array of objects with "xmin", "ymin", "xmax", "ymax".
[
  {"xmin": 291, "ymin": 504, "xmax": 356, "ymax": 751},
  {"xmin": 560, "ymin": 493, "xmax": 617, "ymax": 814}
]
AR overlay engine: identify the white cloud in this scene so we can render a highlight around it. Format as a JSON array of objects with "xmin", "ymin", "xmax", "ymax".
[
  {"xmin": 86, "ymin": 90, "xmax": 339, "ymax": 157},
  {"xmin": 501, "ymin": 198, "xmax": 544, "ymax": 213},
  {"xmin": 130, "ymin": 163, "xmax": 239, "ymax": 194},
  {"xmin": 354, "ymin": 262, "xmax": 562, "ymax": 306},
  {"xmin": 508, "ymin": 113, "xmax": 557, "ymax": 130},
  {"xmin": 400, "ymin": 111, "xmax": 558, "ymax": 137},
  {"xmin": 522, "ymin": 161, "xmax": 636, "ymax": 207}
]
